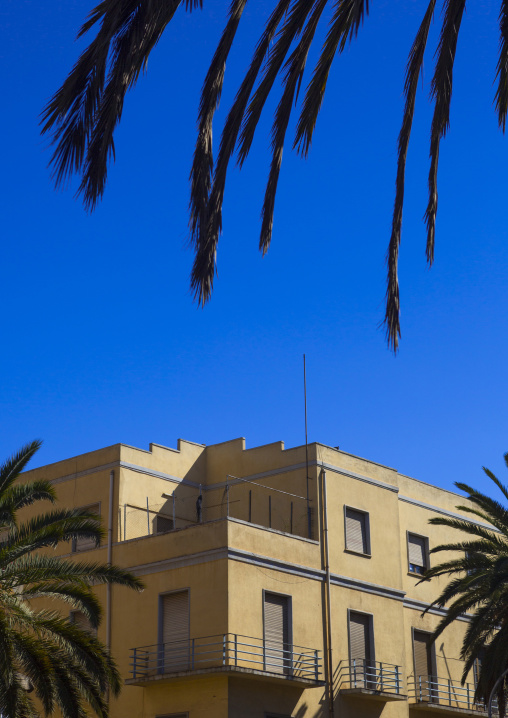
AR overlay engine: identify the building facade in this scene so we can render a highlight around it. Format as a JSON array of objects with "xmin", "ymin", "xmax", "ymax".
[{"xmin": 23, "ymin": 437, "xmax": 490, "ymax": 718}]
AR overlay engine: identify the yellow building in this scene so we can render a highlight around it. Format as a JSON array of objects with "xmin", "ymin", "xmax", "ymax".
[{"xmin": 22, "ymin": 437, "xmax": 492, "ymax": 718}]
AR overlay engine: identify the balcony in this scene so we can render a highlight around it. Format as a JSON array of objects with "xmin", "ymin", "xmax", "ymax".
[
  {"xmin": 408, "ymin": 676, "xmax": 497, "ymax": 716},
  {"xmin": 127, "ymin": 634, "xmax": 324, "ymax": 687},
  {"xmin": 337, "ymin": 659, "xmax": 406, "ymax": 702}
]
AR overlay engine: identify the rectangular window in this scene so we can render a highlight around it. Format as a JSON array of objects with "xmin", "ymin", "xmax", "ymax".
[
  {"xmin": 348, "ymin": 611, "xmax": 374, "ymax": 687},
  {"xmin": 344, "ymin": 507, "xmax": 370, "ymax": 555},
  {"xmin": 407, "ymin": 533, "xmax": 429, "ymax": 575},
  {"xmin": 154, "ymin": 514, "xmax": 174, "ymax": 534},
  {"xmin": 70, "ymin": 610, "xmax": 97, "ymax": 637},
  {"xmin": 72, "ymin": 504, "xmax": 100, "ymax": 553},
  {"xmin": 413, "ymin": 630, "xmax": 435, "ymax": 701},
  {"xmin": 160, "ymin": 590, "xmax": 190, "ymax": 673},
  {"xmin": 263, "ymin": 592, "xmax": 291, "ymax": 675}
]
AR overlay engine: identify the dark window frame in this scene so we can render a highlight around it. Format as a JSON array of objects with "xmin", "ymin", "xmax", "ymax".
[
  {"xmin": 343, "ymin": 505, "xmax": 371, "ymax": 557},
  {"xmin": 407, "ymin": 531, "xmax": 430, "ymax": 576}
]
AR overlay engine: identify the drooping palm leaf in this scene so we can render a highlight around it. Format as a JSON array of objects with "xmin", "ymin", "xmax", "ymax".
[
  {"xmin": 44, "ymin": 0, "xmax": 508, "ymax": 350},
  {"xmin": 384, "ymin": 0, "xmax": 436, "ymax": 351},
  {"xmin": 422, "ymin": 455, "xmax": 508, "ymax": 714},
  {"xmin": 0, "ymin": 441, "xmax": 143, "ymax": 718},
  {"xmin": 424, "ymin": 0, "xmax": 466, "ymax": 264}
]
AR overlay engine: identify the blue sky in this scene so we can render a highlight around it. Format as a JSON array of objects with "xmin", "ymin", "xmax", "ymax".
[{"xmin": 1, "ymin": 0, "xmax": 507, "ymax": 494}]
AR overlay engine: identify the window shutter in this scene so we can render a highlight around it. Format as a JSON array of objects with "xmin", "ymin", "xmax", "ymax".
[
  {"xmin": 408, "ymin": 534, "xmax": 426, "ymax": 569},
  {"xmin": 71, "ymin": 611, "xmax": 97, "ymax": 637},
  {"xmin": 264, "ymin": 593, "xmax": 289, "ymax": 674},
  {"xmin": 74, "ymin": 504, "xmax": 100, "ymax": 553},
  {"xmin": 345, "ymin": 509, "xmax": 368, "ymax": 553},
  {"xmin": 162, "ymin": 591, "xmax": 189, "ymax": 645},
  {"xmin": 161, "ymin": 591, "xmax": 190, "ymax": 672},
  {"xmin": 349, "ymin": 612, "xmax": 371, "ymax": 662},
  {"xmin": 413, "ymin": 631, "xmax": 433, "ymax": 700}
]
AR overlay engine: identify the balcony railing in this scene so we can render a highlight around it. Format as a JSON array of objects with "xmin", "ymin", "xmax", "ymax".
[
  {"xmin": 337, "ymin": 659, "xmax": 402, "ymax": 695},
  {"xmin": 129, "ymin": 634, "xmax": 323, "ymax": 683},
  {"xmin": 409, "ymin": 675, "xmax": 498, "ymax": 714}
]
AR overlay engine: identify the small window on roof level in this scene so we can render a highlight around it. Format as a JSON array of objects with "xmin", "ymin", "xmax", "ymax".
[
  {"xmin": 154, "ymin": 515, "xmax": 174, "ymax": 534},
  {"xmin": 72, "ymin": 504, "xmax": 100, "ymax": 553},
  {"xmin": 70, "ymin": 611, "xmax": 97, "ymax": 637},
  {"xmin": 344, "ymin": 507, "xmax": 370, "ymax": 555},
  {"xmin": 408, "ymin": 533, "xmax": 429, "ymax": 575}
]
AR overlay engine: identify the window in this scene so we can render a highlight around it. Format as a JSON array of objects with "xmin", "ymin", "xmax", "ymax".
[
  {"xmin": 72, "ymin": 504, "xmax": 100, "ymax": 553},
  {"xmin": 160, "ymin": 590, "xmax": 190, "ymax": 672},
  {"xmin": 348, "ymin": 611, "xmax": 374, "ymax": 687},
  {"xmin": 344, "ymin": 507, "xmax": 370, "ymax": 555},
  {"xmin": 70, "ymin": 610, "xmax": 97, "ymax": 637},
  {"xmin": 413, "ymin": 630, "xmax": 436, "ymax": 701},
  {"xmin": 263, "ymin": 592, "xmax": 291, "ymax": 675},
  {"xmin": 154, "ymin": 514, "xmax": 174, "ymax": 534},
  {"xmin": 465, "ymin": 550, "xmax": 480, "ymax": 576},
  {"xmin": 407, "ymin": 533, "xmax": 429, "ymax": 575}
]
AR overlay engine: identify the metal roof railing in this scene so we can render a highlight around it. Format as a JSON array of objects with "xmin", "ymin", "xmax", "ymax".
[{"xmin": 130, "ymin": 634, "xmax": 322, "ymax": 683}]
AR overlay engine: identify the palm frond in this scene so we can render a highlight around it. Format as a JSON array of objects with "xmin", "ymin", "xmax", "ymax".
[
  {"xmin": 383, "ymin": 0, "xmax": 436, "ymax": 352},
  {"xmin": 237, "ymin": 0, "xmax": 320, "ymax": 166},
  {"xmin": 0, "ymin": 441, "xmax": 42, "ymax": 496},
  {"xmin": 260, "ymin": 0, "xmax": 329, "ymax": 254},
  {"xmin": 190, "ymin": 0, "xmax": 293, "ymax": 305},
  {"xmin": 294, "ymin": 0, "xmax": 370, "ymax": 157},
  {"xmin": 424, "ymin": 0, "xmax": 466, "ymax": 264},
  {"xmin": 42, "ymin": 0, "xmax": 182, "ymax": 206},
  {"xmin": 189, "ymin": 0, "xmax": 249, "ymax": 248},
  {"xmin": 428, "ymin": 515, "xmax": 505, "ymax": 544},
  {"xmin": 78, "ymin": 0, "xmax": 182, "ymax": 209},
  {"xmin": 495, "ymin": 0, "xmax": 508, "ymax": 130}
]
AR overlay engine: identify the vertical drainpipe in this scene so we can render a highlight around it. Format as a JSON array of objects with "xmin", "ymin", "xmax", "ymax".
[
  {"xmin": 106, "ymin": 470, "xmax": 114, "ymax": 655},
  {"xmin": 321, "ymin": 469, "xmax": 334, "ymax": 718}
]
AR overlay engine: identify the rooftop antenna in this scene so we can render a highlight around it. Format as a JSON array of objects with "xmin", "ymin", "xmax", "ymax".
[{"xmin": 304, "ymin": 354, "xmax": 311, "ymax": 538}]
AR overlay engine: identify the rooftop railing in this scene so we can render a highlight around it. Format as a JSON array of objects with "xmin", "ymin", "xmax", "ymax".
[
  {"xmin": 129, "ymin": 634, "xmax": 322, "ymax": 683},
  {"xmin": 409, "ymin": 675, "xmax": 498, "ymax": 715},
  {"xmin": 337, "ymin": 659, "xmax": 402, "ymax": 695}
]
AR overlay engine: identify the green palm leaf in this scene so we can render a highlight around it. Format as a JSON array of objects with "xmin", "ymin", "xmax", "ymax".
[
  {"xmin": 423, "ymin": 455, "xmax": 508, "ymax": 713},
  {"xmin": 0, "ymin": 442, "xmax": 143, "ymax": 718}
]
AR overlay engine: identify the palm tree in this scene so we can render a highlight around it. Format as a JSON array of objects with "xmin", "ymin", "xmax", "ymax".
[
  {"xmin": 40, "ymin": 0, "xmax": 508, "ymax": 351},
  {"xmin": 422, "ymin": 452, "xmax": 508, "ymax": 717},
  {"xmin": 0, "ymin": 440, "xmax": 143, "ymax": 718}
]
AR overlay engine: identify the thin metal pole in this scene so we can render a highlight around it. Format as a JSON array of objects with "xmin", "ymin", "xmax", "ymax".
[
  {"xmin": 304, "ymin": 354, "xmax": 311, "ymax": 538},
  {"xmin": 322, "ymin": 470, "xmax": 334, "ymax": 718},
  {"xmin": 123, "ymin": 503, "xmax": 127, "ymax": 541},
  {"xmin": 146, "ymin": 497, "xmax": 150, "ymax": 535}
]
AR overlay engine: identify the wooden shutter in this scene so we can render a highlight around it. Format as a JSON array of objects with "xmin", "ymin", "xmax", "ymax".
[
  {"xmin": 345, "ymin": 509, "xmax": 368, "ymax": 553},
  {"xmin": 349, "ymin": 612, "xmax": 372, "ymax": 687},
  {"xmin": 408, "ymin": 534, "xmax": 427, "ymax": 571},
  {"xmin": 161, "ymin": 591, "xmax": 190, "ymax": 672},
  {"xmin": 264, "ymin": 593, "xmax": 289, "ymax": 674},
  {"xmin": 413, "ymin": 631, "xmax": 433, "ymax": 700},
  {"xmin": 74, "ymin": 504, "xmax": 100, "ymax": 552},
  {"xmin": 71, "ymin": 611, "xmax": 97, "ymax": 637}
]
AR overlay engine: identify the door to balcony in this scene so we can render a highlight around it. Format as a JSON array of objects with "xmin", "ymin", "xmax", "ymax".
[
  {"xmin": 413, "ymin": 630, "xmax": 436, "ymax": 703},
  {"xmin": 160, "ymin": 590, "xmax": 190, "ymax": 672},
  {"xmin": 348, "ymin": 611, "xmax": 374, "ymax": 688},
  {"xmin": 263, "ymin": 592, "xmax": 290, "ymax": 675}
]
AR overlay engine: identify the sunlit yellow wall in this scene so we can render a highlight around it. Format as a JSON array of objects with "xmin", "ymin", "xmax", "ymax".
[{"xmin": 19, "ymin": 438, "xmax": 486, "ymax": 718}]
